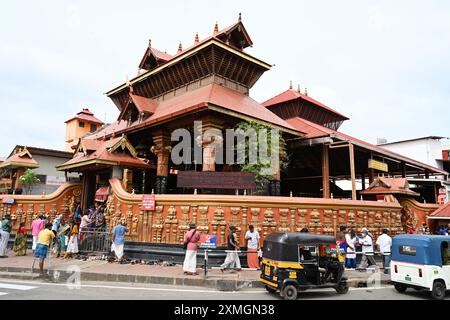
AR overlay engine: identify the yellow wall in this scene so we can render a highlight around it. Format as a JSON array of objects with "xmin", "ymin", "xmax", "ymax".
[{"xmin": 65, "ymin": 119, "xmax": 99, "ymax": 151}]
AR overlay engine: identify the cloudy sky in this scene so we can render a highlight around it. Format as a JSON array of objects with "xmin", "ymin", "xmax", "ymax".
[{"xmin": 1, "ymin": 0, "xmax": 449, "ymax": 157}]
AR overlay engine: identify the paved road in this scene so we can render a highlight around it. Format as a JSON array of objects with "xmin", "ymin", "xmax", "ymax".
[{"xmin": 0, "ymin": 278, "xmax": 446, "ymax": 300}]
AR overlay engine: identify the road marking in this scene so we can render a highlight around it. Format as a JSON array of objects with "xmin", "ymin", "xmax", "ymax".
[
  {"xmin": 0, "ymin": 283, "xmax": 36, "ymax": 291},
  {"xmin": 0, "ymin": 278, "xmax": 391, "ymax": 294},
  {"xmin": 0, "ymin": 292, "xmax": 7, "ymax": 296}
]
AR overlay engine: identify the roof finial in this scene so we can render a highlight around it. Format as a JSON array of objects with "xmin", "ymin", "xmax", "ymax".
[
  {"xmin": 289, "ymin": 80, "xmax": 293, "ymax": 90},
  {"xmin": 148, "ymin": 39, "xmax": 152, "ymax": 48},
  {"xmin": 194, "ymin": 32, "xmax": 200, "ymax": 45},
  {"xmin": 214, "ymin": 21, "xmax": 219, "ymax": 34},
  {"xmin": 304, "ymin": 87, "xmax": 308, "ymax": 96},
  {"xmin": 238, "ymin": 13, "xmax": 242, "ymax": 22},
  {"xmin": 297, "ymin": 84, "xmax": 301, "ymax": 93},
  {"xmin": 177, "ymin": 41, "xmax": 183, "ymax": 53}
]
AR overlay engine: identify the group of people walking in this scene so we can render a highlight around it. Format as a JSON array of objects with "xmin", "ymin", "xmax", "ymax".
[
  {"xmin": 182, "ymin": 223, "xmax": 261, "ymax": 276},
  {"xmin": 341, "ymin": 226, "xmax": 392, "ymax": 274}
]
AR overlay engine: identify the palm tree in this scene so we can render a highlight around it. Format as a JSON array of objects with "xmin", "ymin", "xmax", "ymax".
[{"xmin": 19, "ymin": 169, "xmax": 40, "ymax": 195}]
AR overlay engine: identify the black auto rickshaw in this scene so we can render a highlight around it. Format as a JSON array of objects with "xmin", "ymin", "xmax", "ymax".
[{"xmin": 259, "ymin": 232, "xmax": 348, "ymax": 300}]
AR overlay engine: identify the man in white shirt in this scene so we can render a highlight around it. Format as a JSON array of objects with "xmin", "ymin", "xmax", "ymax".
[
  {"xmin": 358, "ymin": 227, "xmax": 377, "ymax": 270},
  {"xmin": 244, "ymin": 225, "xmax": 260, "ymax": 269},
  {"xmin": 376, "ymin": 229, "xmax": 392, "ymax": 274}
]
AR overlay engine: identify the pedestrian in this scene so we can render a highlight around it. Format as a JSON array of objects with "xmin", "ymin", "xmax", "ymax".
[
  {"xmin": 358, "ymin": 227, "xmax": 377, "ymax": 270},
  {"xmin": 111, "ymin": 219, "xmax": 128, "ymax": 262},
  {"xmin": 33, "ymin": 222, "xmax": 57, "ymax": 278},
  {"xmin": 0, "ymin": 215, "xmax": 12, "ymax": 257},
  {"xmin": 376, "ymin": 229, "xmax": 392, "ymax": 274},
  {"xmin": 182, "ymin": 223, "xmax": 200, "ymax": 275},
  {"xmin": 345, "ymin": 229, "xmax": 358, "ymax": 270},
  {"xmin": 57, "ymin": 219, "xmax": 70, "ymax": 258},
  {"xmin": 220, "ymin": 225, "xmax": 241, "ymax": 272},
  {"xmin": 52, "ymin": 214, "xmax": 62, "ymax": 233},
  {"xmin": 244, "ymin": 225, "xmax": 260, "ymax": 269},
  {"xmin": 64, "ymin": 223, "xmax": 79, "ymax": 259},
  {"xmin": 72, "ymin": 202, "xmax": 82, "ymax": 225},
  {"xmin": 31, "ymin": 215, "xmax": 45, "ymax": 252},
  {"xmin": 13, "ymin": 222, "xmax": 27, "ymax": 256},
  {"xmin": 79, "ymin": 212, "xmax": 92, "ymax": 241},
  {"xmin": 336, "ymin": 226, "xmax": 347, "ymax": 255}
]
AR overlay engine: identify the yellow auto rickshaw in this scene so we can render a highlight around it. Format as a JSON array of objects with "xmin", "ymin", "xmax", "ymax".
[{"xmin": 259, "ymin": 232, "xmax": 348, "ymax": 300}]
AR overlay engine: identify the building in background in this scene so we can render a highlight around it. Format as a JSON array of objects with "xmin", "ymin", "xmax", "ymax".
[
  {"xmin": 65, "ymin": 108, "xmax": 104, "ymax": 152},
  {"xmin": 378, "ymin": 136, "xmax": 450, "ymax": 203},
  {"xmin": 0, "ymin": 146, "xmax": 78, "ymax": 195}
]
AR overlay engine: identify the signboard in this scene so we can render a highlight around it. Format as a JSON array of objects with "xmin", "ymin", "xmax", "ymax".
[
  {"xmin": 141, "ymin": 194, "xmax": 155, "ymax": 211},
  {"xmin": 46, "ymin": 176, "xmax": 66, "ymax": 186},
  {"xmin": 437, "ymin": 187, "xmax": 447, "ymax": 205},
  {"xmin": 2, "ymin": 198, "xmax": 15, "ymax": 205},
  {"xmin": 177, "ymin": 171, "xmax": 256, "ymax": 190},
  {"xmin": 368, "ymin": 159, "xmax": 388, "ymax": 172},
  {"xmin": 199, "ymin": 234, "xmax": 217, "ymax": 249}
]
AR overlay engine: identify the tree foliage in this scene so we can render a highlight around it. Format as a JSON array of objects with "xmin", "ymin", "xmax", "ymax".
[{"xmin": 19, "ymin": 169, "xmax": 40, "ymax": 194}]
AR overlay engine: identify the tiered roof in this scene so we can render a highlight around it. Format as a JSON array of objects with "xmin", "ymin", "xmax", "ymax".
[
  {"xmin": 360, "ymin": 177, "xmax": 420, "ymax": 196},
  {"xmin": 65, "ymin": 108, "xmax": 104, "ymax": 125}
]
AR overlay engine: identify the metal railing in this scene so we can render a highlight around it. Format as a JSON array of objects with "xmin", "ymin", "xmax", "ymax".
[{"xmin": 78, "ymin": 229, "xmax": 111, "ymax": 254}]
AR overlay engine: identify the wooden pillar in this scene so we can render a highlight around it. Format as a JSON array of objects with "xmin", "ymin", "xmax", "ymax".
[
  {"xmin": 425, "ymin": 170, "xmax": 430, "ymax": 179},
  {"xmin": 401, "ymin": 162, "xmax": 406, "ymax": 178},
  {"xmin": 349, "ymin": 144, "xmax": 357, "ymax": 200},
  {"xmin": 152, "ymin": 132, "xmax": 170, "ymax": 194},
  {"xmin": 361, "ymin": 172, "xmax": 366, "ymax": 190},
  {"xmin": 322, "ymin": 144, "xmax": 330, "ymax": 198},
  {"xmin": 197, "ymin": 121, "xmax": 223, "ymax": 172}
]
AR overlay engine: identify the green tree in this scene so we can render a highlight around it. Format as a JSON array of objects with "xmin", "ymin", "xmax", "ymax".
[
  {"xmin": 19, "ymin": 169, "xmax": 40, "ymax": 195},
  {"xmin": 234, "ymin": 121, "xmax": 289, "ymax": 194}
]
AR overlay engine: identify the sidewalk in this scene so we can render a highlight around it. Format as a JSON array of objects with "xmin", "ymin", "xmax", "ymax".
[{"xmin": 0, "ymin": 252, "xmax": 391, "ymax": 291}]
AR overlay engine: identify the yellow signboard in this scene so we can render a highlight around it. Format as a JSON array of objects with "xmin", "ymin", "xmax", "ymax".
[{"xmin": 368, "ymin": 159, "xmax": 388, "ymax": 172}]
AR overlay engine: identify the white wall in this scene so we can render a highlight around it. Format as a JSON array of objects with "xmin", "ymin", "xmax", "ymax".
[{"xmin": 381, "ymin": 138, "xmax": 443, "ymax": 169}]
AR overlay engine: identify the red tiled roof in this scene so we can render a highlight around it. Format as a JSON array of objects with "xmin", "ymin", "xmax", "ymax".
[
  {"xmin": 58, "ymin": 136, "xmax": 149, "ymax": 171},
  {"xmin": 0, "ymin": 148, "xmax": 39, "ymax": 169},
  {"xmin": 130, "ymin": 93, "xmax": 158, "ymax": 114},
  {"xmin": 360, "ymin": 177, "xmax": 420, "ymax": 196},
  {"xmin": 65, "ymin": 108, "xmax": 104, "ymax": 125},
  {"xmin": 125, "ymin": 84, "xmax": 302, "ymax": 134},
  {"xmin": 286, "ymin": 117, "xmax": 448, "ymax": 175},
  {"xmin": 84, "ymin": 120, "xmax": 128, "ymax": 140},
  {"xmin": 262, "ymin": 89, "xmax": 349, "ymax": 120},
  {"xmin": 429, "ymin": 202, "xmax": 450, "ymax": 218},
  {"xmin": 285, "ymin": 117, "xmax": 333, "ymax": 139}
]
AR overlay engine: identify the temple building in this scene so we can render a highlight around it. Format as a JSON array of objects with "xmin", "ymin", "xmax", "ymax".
[
  {"xmin": 1, "ymin": 16, "xmax": 448, "ymax": 248},
  {"xmin": 65, "ymin": 108, "xmax": 104, "ymax": 152}
]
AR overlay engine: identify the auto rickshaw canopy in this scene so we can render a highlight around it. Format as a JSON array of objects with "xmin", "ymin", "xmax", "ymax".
[{"xmin": 392, "ymin": 234, "xmax": 450, "ymax": 267}]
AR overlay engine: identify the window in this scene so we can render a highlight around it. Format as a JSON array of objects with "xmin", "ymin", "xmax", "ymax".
[
  {"xmin": 79, "ymin": 121, "xmax": 85, "ymax": 128},
  {"xmin": 90, "ymin": 124, "xmax": 97, "ymax": 132},
  {"xmin": 399, "ymin": 245, "xmax": 416, "ymax": 256}
]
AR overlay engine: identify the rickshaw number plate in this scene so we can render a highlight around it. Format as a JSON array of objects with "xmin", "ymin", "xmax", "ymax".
[
  {"xmin": 405, "ymin": 276, "xmax": 412, "ymax": 281},
  {"xmin": 289, "ymin": 271, "xmax": 297, "ymax": 279},
  {"xmin": 265, "ymin": 266, "xmax": 271, "ymax": 276}
]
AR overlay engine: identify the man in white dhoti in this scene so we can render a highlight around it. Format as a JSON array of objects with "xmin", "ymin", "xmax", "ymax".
[
  {"xmin": 111, "ymin": 219, "xmax": 128, "ymax": 261},
  {"xmin": 183, "ymin": 223, "xmax": 200, "ymax": 275}
]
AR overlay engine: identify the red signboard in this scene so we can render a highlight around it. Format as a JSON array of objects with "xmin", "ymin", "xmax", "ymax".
[
  {"xmin": 177, "ymin": 171, "xmax": 256, "ymax": 190},
  {"xmin": 141, "ymin": 194, "xmax": 155, "ymax": 211}
]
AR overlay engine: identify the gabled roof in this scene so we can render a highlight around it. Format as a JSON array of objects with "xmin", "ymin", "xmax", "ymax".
[
  {"xmin": 117, "ymin": 92, "xmax": 158, "ymax": 121},
  {"xmin": 285, "ymin": 117, "xmax": 333, "ymax": 139},
  {"xmin": 84, "ymin": 120, "xmax": 129, "ymax": 140},
  {"xmin": 360, "ymin": 177, "xmax": 420, "ymax": 196},
  {"xmin": 429, "ymin": 201, "xmax": 450, "ymax": 219},
  {"xmin": 138, "ymin": 42, "xmax": 174, "ymax": 70},
  {"xmin": 65, "ymin": 108, "xmax": 104, "ymax": 125},
  {"xmin": 262, "ymin": 89, "xmax": 349, "ymax": 121},
  {"xmin": 121, "ymin": 83, "xmax": 303, "ymax": 136},
  {"xmin": 0, "ymin": 147, "xmax": 39, "ymax": 169},
  {"xmin": 57, "ymin": 136, "xmax": 150, "ymax": 172}
]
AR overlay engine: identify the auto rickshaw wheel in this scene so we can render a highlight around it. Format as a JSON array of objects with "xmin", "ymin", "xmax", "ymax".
[
  {"xmin": 281, "ymin": 284, "xmax": 298, "ymax": 300},
  {"xmin": 394, "ymin": 283, "xmax": 407, "ymax": 293},
  {"xmin": 335, "ymin": 282, "xmax": 349, "ymax": 294},
  {"xmin": 431, "ymin": 281, "xmax": 446, "ymax": 300},
  {"xmin": 265, "ymin": 285, "xmax": 277, "ymax": 293}
]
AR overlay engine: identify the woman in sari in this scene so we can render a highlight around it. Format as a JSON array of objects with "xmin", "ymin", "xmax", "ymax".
[
  {"xmin": 57, "ymin": 220, "xmax": 70, "ymax": 258},
  {"xmin": 64, "ymin": 223, "xmax": 79, "ymax": 259},
  {"xmin": 13, "ymin": 222, "xmax": 27, "ymax": 256}
]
